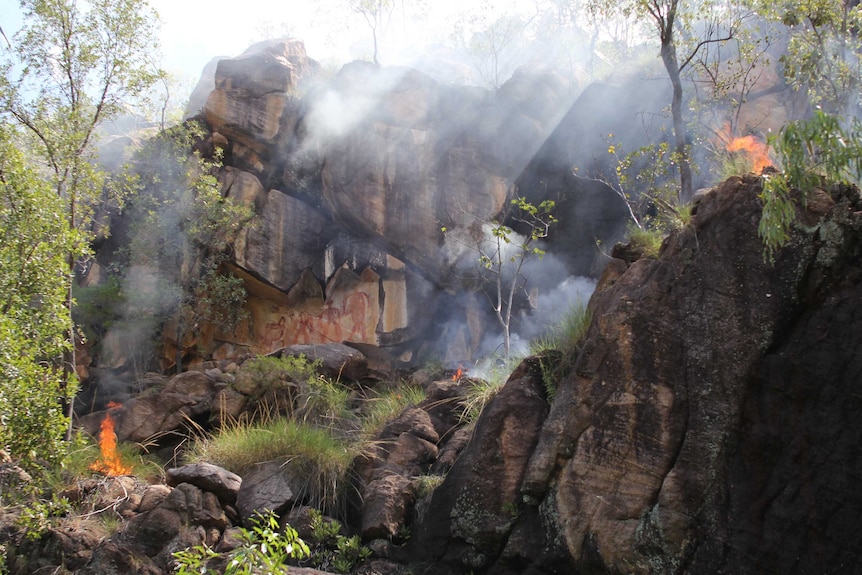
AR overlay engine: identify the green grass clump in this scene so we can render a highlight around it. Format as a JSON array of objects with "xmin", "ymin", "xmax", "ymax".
[
  {"xmin": 530, "ymin": 303, "xmax": 593, "ymax": 402},
  {"xmin": 296, "ymin": 376, "xmax": 356, "ymax": 431},
  {"xmin": 187, "ymin": 418, "xmax": 358, "ymax": 513},
  {"xmin": 359, "ymin": 384, "xmax": 426, "ymax": 440},
  {"xmin": 455, "ymin": 353, "xmax": 527, "ymax": 423},
  {"xmin": 627, "ymin": 225, "xmax": 665, "ymax": 259},
  {"xmin": 531, "ymin": 302, "xmax": 591, "ymax": 357}
]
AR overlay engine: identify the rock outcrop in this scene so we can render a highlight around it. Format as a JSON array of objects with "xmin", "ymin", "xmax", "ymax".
[
  {"xmin": 410, "ymin": 175, "xmax": 862, "ymax": 574},
  {"xmin": 94, "ymin": 38, "xmax": 584, "ymax": 377}
]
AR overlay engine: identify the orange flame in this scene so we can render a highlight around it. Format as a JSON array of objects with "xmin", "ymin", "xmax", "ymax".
[
  {"xmin": 720, "ymin": 123, "xmax": 772, "ymax": 174},
  {"xmin": 90, "ymin": 404, "xmax": 133, "ymax": 476},
  {"xmin": 452, "ymin": 366, "xmax": 464, "ymax": 381}
]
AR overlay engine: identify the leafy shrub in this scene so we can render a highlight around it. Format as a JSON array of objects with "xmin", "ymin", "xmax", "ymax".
[
  {"xmin": 239, "ymin": 355, "xmax": 320, "ymax": 393},
  {"xmin": 760, "ymin": 110, "xmax": 862, "ymax": 260},
  {"xmin": 173, "ymin": 509, "xmax": 310, "ymax": 575},
  {"xmin": 0, "ymin": 317, "xmax": 69, "ymax": 470},
  {"xmin": 72, "ymin": 277, "xmax": 124, "ymax": 341},
  {"xmin": 306, "ymin": 509, "xmax": 371, "ymax": 574},
  {"xmin": 234, "ymin": 355, "xmax": 322, "ymax": 418},
  {"xmin": 15, "ymin": 494, "xmax": 73, "ymax": 541}
]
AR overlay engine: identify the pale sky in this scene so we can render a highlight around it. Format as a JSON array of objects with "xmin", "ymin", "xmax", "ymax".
[
  {"xmin": 145, "ymin": 0, "xmax": 535, "ymax": 83},
  {"xmin": 2, "ymin": 0, "xmax": 557, "ymax": 87}
]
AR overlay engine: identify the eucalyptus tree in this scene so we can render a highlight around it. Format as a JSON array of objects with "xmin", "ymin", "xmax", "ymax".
[
  {"xmin": 350, "ymin": 0, "xmax": 394, "ymax": 64},
  {"xmin": 755, "ymin": 0, "xmax": 862, "ymax": 115},
  {"xmin": 587, "ymin": 0, "xmax": 755, "ymax": 199},
  {"xmin": 0, "ymin": 0, "xmax": 162, "ymax": 430},
  {"xmin": 0, "ymin": 125, "xmax": 84, "ymax": 466}
]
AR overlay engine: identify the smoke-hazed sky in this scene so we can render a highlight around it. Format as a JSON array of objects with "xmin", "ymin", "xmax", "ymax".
[
  {"xmin": 148, "ymin": 0, "xmax": 550, "ymax": 83},
  {"xmin": 3, "ymin": 0, "xmax": 566, "ymax": 88}
]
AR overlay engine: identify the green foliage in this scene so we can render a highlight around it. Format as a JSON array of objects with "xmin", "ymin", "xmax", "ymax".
[
  {"xmin": 0, "ymin": 0, "xmax": 161, "ymax": 227},
  {"xmin": 173, "ymin": 510, "xmax": 310, "ymax": 575},
  {"xmin": 172, "ymin": 544, "xmax": 220, "ymax": 575},
  {"xmin": 186, "ymin": 418, "xmax": 357, "ymax": 515},
  {"xmin": 127, "ymin": 121, "xmax": 254, "ymax": 368},
  {"xmin": 0, "ymin": 127, "xmax": 84, "ymax": 348},
  {"xmin": 14, "ymin": 494, "xmax": 73, "ymax": 542},
  {"xmin": 760, "ymin": 110, "xmax": 862, "ymax": 260},
  {"xmin": 240, "ymin": 355, "xmax": 321, "ymax": 392},
  {"xmin": 72, "ymin": 278, "xmax": 124, "ymax": 341},
  {"xmin": 195, "ymin": 257, "xmax": 250, "ymax": 333},
  {"xmin": 579, "ymin": 137, "xmax": 687, "ymax": 233},
  {"xmin": 307, "ymin": 509, "xmax": 371, "ymax": 574},
  {"xmin": 0, "ymin": 0, "xmax": 162, "ymax": 444},
  {"xmin": 756, "ymin": 0, "xmax": 862, "ymax": 114},
  {"xmin": 0, "ymin": 315, "xmax": 71, "ymax": 471},
  {"xmin": 236, "ymin": 355, "xmax": 356, "ymax": 426},
  {"xmin": 0, "ymin": 127, "xmax": 82, "ymax": 465}
]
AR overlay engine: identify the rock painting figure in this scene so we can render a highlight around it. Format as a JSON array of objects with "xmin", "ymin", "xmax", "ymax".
[
  {"xmin": 343, "ymin": 292, "xmax": 370, "ymax": 341},
  {"xmin": 263, "ymin": 316, "xmax": 285, "ymax": 350}
]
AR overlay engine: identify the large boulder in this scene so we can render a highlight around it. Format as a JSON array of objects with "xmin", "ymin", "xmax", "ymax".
[
  {"xmin": 410, "ymin": 175, "xmax": 862, "ymax": 573},
  {"xmin": 235, "ymin": 460, "xmax": 305, "ymax": 524},
  {"xmin": 409, "ymin": 358, "xmax": 555, "ymax": 573},
  {"xmin": 309, "ymin": 63, "xmax": 510, "ymax": 278},
  {"xmin": 226, "ymin": 168, "xmax": 331, "ymax": 291},
  {"xmin": 204, "ymin": 39, "xmax": 322, "ymax": 169}
]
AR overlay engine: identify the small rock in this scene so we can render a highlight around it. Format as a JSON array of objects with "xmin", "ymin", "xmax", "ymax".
[
  {"xmin": 139, "ymin": 484, "xmax": 171, "ymax": 513},
  {"xmin": 361, "ymin": 474, "xmax": 414, "ymax": 540},
  {"xmin": 235, "ymin": 460, "xmax": 301, "ymax": 523},
  {"xmin": 166, "ymin": 462, "xmax": 242, "ymax": 506}
]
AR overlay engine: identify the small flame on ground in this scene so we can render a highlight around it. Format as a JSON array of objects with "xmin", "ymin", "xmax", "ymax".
[
  {"xmin": 720, "ymin": 123, "xmax": 772, "ymax": 174},
  {"xmin": 452, "ymin": 366, "xmax": 465, "ymax": 380},
  {"xmin": 90, "ymin": 404, "xmax": 133, "ymax": 476}
]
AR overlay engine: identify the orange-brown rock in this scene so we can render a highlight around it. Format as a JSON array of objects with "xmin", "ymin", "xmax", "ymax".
[{"xmin": 204, "ymin": 39, "xmax": 321, "ymax": 164}]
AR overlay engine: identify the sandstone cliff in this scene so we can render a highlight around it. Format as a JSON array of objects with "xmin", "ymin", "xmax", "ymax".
[
  {"xmin": 410, "ymin": 174, "xmax": 862, "ymax": 574},
  {"xmin": 99, "ymin": 39, "xmax": 581, "ymax": 374}
]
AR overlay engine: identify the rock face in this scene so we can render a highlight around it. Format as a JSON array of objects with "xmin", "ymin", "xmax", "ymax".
[
  {"xmin": 97, "ymin": 38, "xmax": 584, "ymax": 375},
  {"xmin": 411, "ymin": 358, "xmax": 557, "ymax": 574},
  {"xmin": 410, "ymin": 175, "xmax": 862, "ymax": 573}
]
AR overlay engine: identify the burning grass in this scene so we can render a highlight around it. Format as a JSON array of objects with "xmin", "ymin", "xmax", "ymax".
[
  {"xmin": 89, "ymin": 405, "xmax": 134, "ymax": 476},
  {"xmin": 716, "ymin": 123, "xmax": 774, "ymax": 178}
]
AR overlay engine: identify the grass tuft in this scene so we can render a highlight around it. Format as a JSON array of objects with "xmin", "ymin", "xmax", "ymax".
[
  {"xmin": 359, "ymin": 384, "xmax": 426, "ymax": 440},
  {"xmin": 186, "ymin": 418, "xmax": 358, "ymax": 515},
  {"xmin": 627, "ymin": 225, "xmax": 665, "ymax": 259}
]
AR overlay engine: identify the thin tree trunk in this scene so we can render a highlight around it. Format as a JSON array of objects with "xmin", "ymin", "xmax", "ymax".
[
  {"xmin": 63, "ymin": 256, "xmax": 76, "ymax": 441},
  {"xmin": 660, "ymin": 25, "xmax": 693, "ymax": 199}
]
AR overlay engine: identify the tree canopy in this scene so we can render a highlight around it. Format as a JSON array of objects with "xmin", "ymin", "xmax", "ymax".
[{"xmin": 0, "ymin": 0, "xmax": 161, "ymax": 460}]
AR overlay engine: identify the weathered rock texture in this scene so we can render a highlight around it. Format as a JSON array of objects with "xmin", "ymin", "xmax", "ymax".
[
  {"xmin": 411, "ymin": 175, "xmax": 862, "ymax": 574},
  {"xmin": 100, "ymin": 38, "xmax": 583, "ymax": 375}
]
